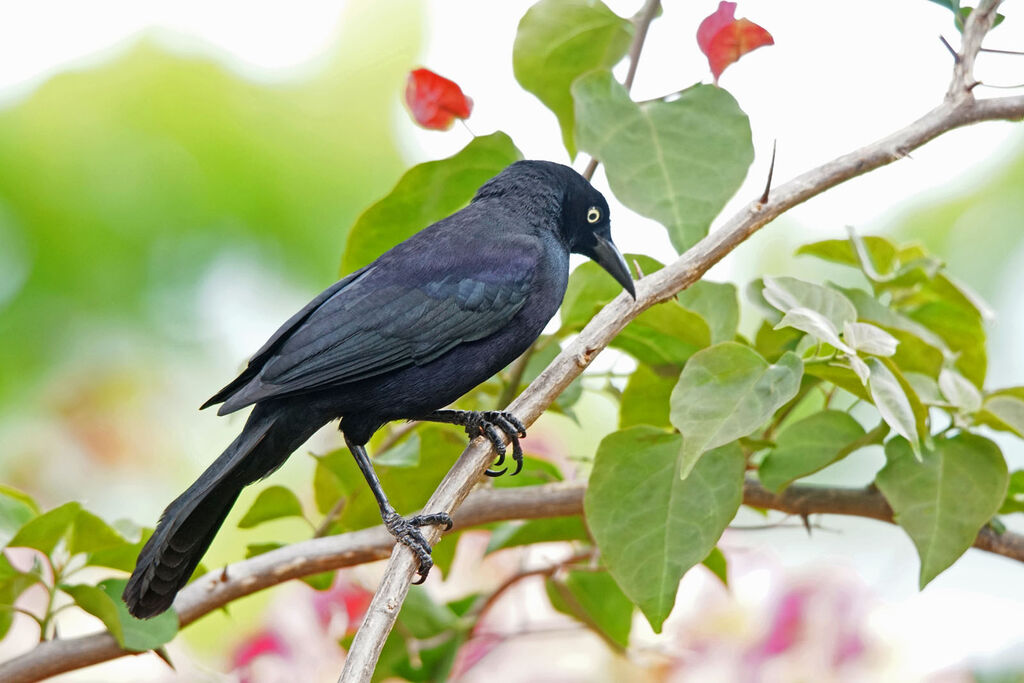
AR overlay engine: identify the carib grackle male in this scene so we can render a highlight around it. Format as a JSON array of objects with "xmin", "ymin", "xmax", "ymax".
[{"xmin": 123, "ymin": 160, "xmax": 635, "ymax": 618}]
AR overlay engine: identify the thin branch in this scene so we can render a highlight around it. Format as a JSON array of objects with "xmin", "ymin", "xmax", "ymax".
[
  {"xmin": 7, "ymin": 478, "xmax": 1024, "ymax": 682},
  {"xmin": 581, "ymin": 0, "xmax": 661, "ymax": 182},
  {"xmin": 623, "ymin": 0, "xmax": 661, "ymax": 91}
]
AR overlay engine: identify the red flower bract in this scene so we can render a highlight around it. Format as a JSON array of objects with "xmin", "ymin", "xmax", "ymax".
[
  {"xmin": 697, "ymin": 2, "xmax": 774, "ymax": 82},
  {"xmin": 405, "ymin": 68, "xmax": 473, "ymax": 130}
]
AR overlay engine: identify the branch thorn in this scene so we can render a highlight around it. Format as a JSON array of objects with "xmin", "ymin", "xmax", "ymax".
[{"xmin": 759, "ymin": 140, "xmax": 777, "ymax": 205}]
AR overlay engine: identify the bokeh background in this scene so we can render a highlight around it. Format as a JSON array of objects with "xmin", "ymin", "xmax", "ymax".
[{"xmin": 1, "ymin": 0, "xmax": 1024, "ymax": 680}]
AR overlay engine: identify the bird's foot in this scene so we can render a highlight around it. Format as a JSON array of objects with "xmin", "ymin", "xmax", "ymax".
[
  {"xmin": 463, "ymin": 411, "xmax": 526, "ymax": 477},
  {"xmin": 382, "ymin": 510, "xmax": 453, "ymax": 584}
]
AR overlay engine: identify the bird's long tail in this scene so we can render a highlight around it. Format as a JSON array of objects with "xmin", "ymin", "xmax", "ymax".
[{"xmin": 123, "ymin": 402, "xmax": 323, "ymax": 618}]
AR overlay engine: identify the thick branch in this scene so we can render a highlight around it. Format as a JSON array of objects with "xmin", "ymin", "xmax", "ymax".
[{"xmin": 6, "ymin": 479, "xmax": 1023, "ymax": 682}]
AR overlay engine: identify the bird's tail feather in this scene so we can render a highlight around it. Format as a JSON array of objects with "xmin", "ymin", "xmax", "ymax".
[{"xmin": 123, "ymin": 402, "xmax": 322, "ymax": 618}]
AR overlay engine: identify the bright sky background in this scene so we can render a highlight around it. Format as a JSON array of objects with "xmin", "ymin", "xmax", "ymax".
[{"xmin": 2, "ymin": 0, "xmax": 1023, "ymax": 676}]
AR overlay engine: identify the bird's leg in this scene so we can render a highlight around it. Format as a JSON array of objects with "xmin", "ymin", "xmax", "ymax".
[
  {"xmin": 417, "ymin": 410, "xmax": 526, "ymax": 477},
  {"xmin": 344, "ymin": 435, "xmax": 452, "ymax": 584}
]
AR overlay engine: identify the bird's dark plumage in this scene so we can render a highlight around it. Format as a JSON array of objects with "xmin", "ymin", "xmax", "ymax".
[{"xmin": 123, "ymin": 160, "xmax": 634, "ymax": 618}]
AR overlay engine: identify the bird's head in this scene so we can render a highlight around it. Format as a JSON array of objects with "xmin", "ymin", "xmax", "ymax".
[
  {"xmin": 557, "ymin": 170, "xmax": 636, "ymax": 300},
  {"xmin": 480, "ymin": 160, "xmax": 635, "ymax": 299}
]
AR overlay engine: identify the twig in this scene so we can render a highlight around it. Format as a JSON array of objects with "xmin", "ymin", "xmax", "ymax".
[
  {"xmin": 581, "ymin": 0, "xmax": 661, "ymax": 182},
  {"xmin": 6, "ymin": 477, "xmax": 1024, "ymax": 683},
  {"xmin": 469, "ymin": 550, "xmax": 593, "ymax": 627},
  {"xmin": 339, "ymin": 4, "xmax": 1019, "ymax": 678},
  {"xmin": 623, "ymin": 0, "xmax": 661, "ymax": 91}
]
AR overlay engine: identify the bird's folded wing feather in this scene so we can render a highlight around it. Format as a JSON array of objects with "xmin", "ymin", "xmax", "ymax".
[{"xmin": 213, "ymin": 245, "xmax": 538, "ymax": 410}]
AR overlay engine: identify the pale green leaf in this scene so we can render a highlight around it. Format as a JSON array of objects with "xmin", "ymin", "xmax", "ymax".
[
  {"xmin": 671, "ymin": 343, "xmax": 802, "ymax": 478},
  {"xmin": 585, "ymin": 427, "xmax": 743, "ymax": 631},
  {"xmin": 677, "ymin": 280, "xmax": 739, "ymax": 344},
  {"xmin": 546, "ymin": 570, "xmax": 633, "ymax": 648},
  {"xmin": 573, "ymin": 73, "xmax": 753, "ymax": 252},
  {"xmin": 513, "ymin": 0, "xmax": 633, "ymax": 157},
  {"xmin": 759, "ymin": 411, "xmax": 867, "ymax": 492},
  {"xmin": 876, "ymin": 435, "xmax": 1007, "ymax": 587}
]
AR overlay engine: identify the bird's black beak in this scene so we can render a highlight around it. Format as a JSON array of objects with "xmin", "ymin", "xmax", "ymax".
[{"xmin": 592, "ymin": 234, "xmax": 636, "ymax": 299}]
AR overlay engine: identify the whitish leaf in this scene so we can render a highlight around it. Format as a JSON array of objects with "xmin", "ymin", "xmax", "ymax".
[
  {"xmin": 843, "ymin": 321, "xmax": 899, "ymax": 357},
  {"xmin": 866, "ymin": 357, "xmax": 919, "ymax": 450},
  {"xmin": 938, "ymin": 368, "xmax": 982, "ymax": 414},
  {"xmin": 762, "ymin": 276, "xmax": 857, "ymax": 332}
]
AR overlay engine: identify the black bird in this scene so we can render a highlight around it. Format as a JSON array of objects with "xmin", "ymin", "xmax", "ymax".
[{"xmin": 123, "ymin": 160, "xmax": 635, "ymax": 618}]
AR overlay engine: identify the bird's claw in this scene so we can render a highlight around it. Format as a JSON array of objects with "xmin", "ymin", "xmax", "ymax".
[
  {"xmin": 465, "ymin": 411, "xmax": 526, "ymax": 477},
  {"xmin": 382, "ymin": 511, "xmax": 452, "ymax": 583}
]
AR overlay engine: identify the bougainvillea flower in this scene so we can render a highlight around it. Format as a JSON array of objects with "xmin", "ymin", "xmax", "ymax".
[
  {"xmin": 697, "ymin": 2, "xmax": 774, "ymax": 82},
  {"xmin": 405, "ymin": 68, "xmax": 473, "ymax": 130}
]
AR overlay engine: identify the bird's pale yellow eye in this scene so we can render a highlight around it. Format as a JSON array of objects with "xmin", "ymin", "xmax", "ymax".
[{"xmin": 586, "ymin": 207, "xmax": 601, "ymax": 224}]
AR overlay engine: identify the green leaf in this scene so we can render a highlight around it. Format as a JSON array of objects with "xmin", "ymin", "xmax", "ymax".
[
  {"xmin": 512, "ymin": 0, "xmax": 633, "ymax": 157},
  {"xmin": 585, "ymin": 427, "xmax": 744, "ymax": 631},
  {"xmin": 324, "ymin": 427, "xmax": 463, "ymax": 533},
  {"xmin": 237, "ymin": 485, "xmax": 305, "ymax": 529},
  {"xmin": 0, "ymin": 485, "xmax": 40, "ymax": 546},
  {"xmin": 614, "ymin": 303, "xmax": 711, "ymax": 367},
  {"xmin": 909, "ymin": 301, "xmax": 986, "ymax": 387},
  {"xmin": 561, "ymin": 255, "xmax": 663, "ymax": 331},
  {"xmin": 97, "ymin": 578, "xmax": 178, "ymax": 651},
  {"xmin": 490, "ymin": 455, "xmax": 564, "ymax": 488},
  {"xmin": 671, "ymin": 343, "xmax": 803, "ymax": 478},
  {"xmin": 545, "ymin": 570, "xmax": 633, "ymax": 648},
  {"xmin": 804, "ymin": 362, "xmax": 870, "ymax": 401},
  {"xmin": 754, "ymin": 320, "xmax": 803, "ymax": 362},
  {"xmin": 573, "ymin": 74, "xmax": 753, "ymax": 252},
  {"xmin": 374, "ymin": 432, "xmax": 421, "ymax": 468},
  {"xmin": 340, "ymin": 132, "xmax": 522, "ymax": 274},
  {"xmin": 866, "ymin": 357, "xmax": 922, "ymax": 451},
  {"xmin": 797, "ymin": 235, "xmax": 898, "ymax": 277},
  {"xmin": 7, "ymin": 502, "xmax": 81, "ymax": 554},
  {"xmin": 619, "ymin": 363, "xmax": 676, "ymax": 429},
  {"xmin": 999, "ymin": 471, "xmax": 1024, "ymax": 515},
  {"xmin": 63, "ymin": 583, "xmax": 126, "ymax": 644},
  {"xmin": 759, "ymin": 411, "xmax": 867, "ymax": 492},
  {"xmin": 68, "ymin": 510, "xmax": 129, "ymax": 555},
  {"xmin": 701, "ymin": 547, "xmax": 728, "ymax": 586},
  {"xmin": 678, "ymin": 281, "xmax": 739, "ymax": 345},
  {"xmin": 876, "ymin": 434, "xmax": 1008, "ymax": 587},
  {"xmin": 762, "ymin": 276, "xmax": 858, "ymax": 332},
  {"xmin": 486, "ymin": 516, "xmax": 589, "ymax": 554},
  {"xmin": 0, "ymin": 557, "xmax": 41, "ymax": 639},
  {"xmin": 887, "ymin": 328, "xmax": 945, "ymax": 378}
]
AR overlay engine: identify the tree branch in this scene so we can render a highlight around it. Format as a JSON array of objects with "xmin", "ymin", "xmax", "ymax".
[{"xmin": 6, "ymin": 478, "xmax": 1024, "ymax": 683}]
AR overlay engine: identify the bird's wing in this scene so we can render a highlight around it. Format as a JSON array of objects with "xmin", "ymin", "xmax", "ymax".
[{"xmin": 215, "ymin": 244, "xmax": 537, "ymax": 411}]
